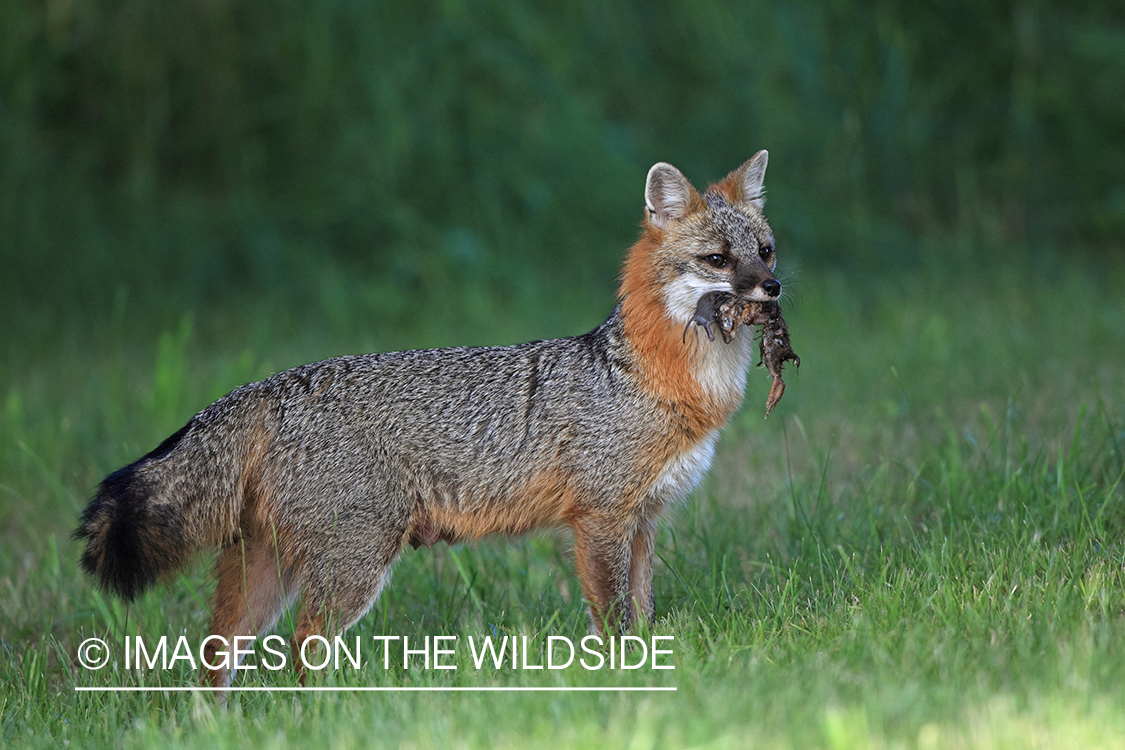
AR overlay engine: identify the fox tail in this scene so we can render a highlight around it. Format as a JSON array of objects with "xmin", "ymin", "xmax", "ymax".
[{"xmin": 75, "ymin": 393, "xmax": 270, "ymax": 601}]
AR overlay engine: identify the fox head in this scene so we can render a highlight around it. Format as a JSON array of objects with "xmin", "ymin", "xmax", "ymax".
[{"xmin": 633, "ymin": 151, "xmax": 779, "ymax": 326}]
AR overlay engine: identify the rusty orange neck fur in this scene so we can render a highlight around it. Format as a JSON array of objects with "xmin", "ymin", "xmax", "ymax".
[{"xmin": 618, "ymin": 225, "xmax": 737, "ymax": 440}]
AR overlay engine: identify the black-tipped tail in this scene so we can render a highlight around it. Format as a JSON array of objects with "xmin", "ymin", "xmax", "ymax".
[{"xmin": 74, "ymin": 423, "xmax": 193, "ymax": 601}]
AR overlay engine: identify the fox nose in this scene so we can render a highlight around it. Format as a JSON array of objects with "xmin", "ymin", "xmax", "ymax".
[{"xmin": 760, "ymin": 279, "xmax": 781, "ymax": 298}]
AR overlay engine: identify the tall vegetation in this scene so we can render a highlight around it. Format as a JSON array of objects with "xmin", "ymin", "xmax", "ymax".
[{"xmin": 2, "ymin": 0, "xmax": 1122, "ymax": 330}]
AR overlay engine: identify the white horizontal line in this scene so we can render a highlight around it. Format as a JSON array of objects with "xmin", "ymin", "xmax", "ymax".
[{"xmin": 75, "ymin": 686, "xmax": 676, "ymax": 693}]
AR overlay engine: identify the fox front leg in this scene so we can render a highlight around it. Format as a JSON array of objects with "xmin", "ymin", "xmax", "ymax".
[
  {"xmin": 571, "ymin": 513, "xmax": 637, "ymax": 634},
  {"xmin": 628, "ymin": 520, "xmax": 657, "ymax": 627}
]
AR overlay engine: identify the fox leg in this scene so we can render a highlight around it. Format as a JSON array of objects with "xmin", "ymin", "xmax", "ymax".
[
  {"xmin": 203, "ymin": 534, "xmax": 295, "ymax": 689},
  {"xmin": 289, "ymin": 545, "xmax": 398, "ymax": 685},
  {"xmin": 571, "ymin": 512, "xmax": 637, "ymax": 634},
  {"xmin": 628, "ymin": 520, "xmax": 657, "ymax": 627},
  {"xmin": 289, "ymin": 606, "xmax": 326, "ymax": 687}
]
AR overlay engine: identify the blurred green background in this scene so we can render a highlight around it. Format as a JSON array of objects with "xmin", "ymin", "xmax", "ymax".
[{"xmin": 3, "ymin": 0, "xmax": 1122, "ymax": 361}]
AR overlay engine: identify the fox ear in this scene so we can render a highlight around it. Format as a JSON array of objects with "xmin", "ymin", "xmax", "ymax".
[
  {"xmin": 645, "ymin": 163, "xmax": 694, "ymax": 229},
  {"xmin": 737, "ymin": 150, "xmax": 769, "ymax": 208}
]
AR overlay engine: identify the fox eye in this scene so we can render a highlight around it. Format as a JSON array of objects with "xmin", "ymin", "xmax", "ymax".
[
  {"xmin": 758, "ymin": 244, "xmax": 774, "ymax": 261},
  {"xmin": 702, "ymin": 254, "xmax": 731, "ymax": 269}
]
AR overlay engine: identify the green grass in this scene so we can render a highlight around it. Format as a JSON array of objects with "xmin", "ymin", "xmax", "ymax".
[{"xmin": 2, "ymin": 251, "xmax": 1124, "ymax": 748}]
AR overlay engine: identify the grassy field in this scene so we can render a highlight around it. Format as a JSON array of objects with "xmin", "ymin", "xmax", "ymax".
[{"xmin": 2, "ymin": 245, "xmax": 1124, "ymax": 748}]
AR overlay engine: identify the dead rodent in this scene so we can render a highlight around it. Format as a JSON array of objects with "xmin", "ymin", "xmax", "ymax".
[{"xmin": 685, "ymin": 291, "xmax": 800, "ymax": 417}]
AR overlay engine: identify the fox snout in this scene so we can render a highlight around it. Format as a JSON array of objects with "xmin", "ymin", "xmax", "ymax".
[{"xmin": 735, "ymin": 270, "xmax": 782, "ymax": 301}]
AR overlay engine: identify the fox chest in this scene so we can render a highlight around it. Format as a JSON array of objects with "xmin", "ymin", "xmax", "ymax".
[
  {"xmin": 693, "ymin": 332, "xmax": 755, "ymax": 413},
  {"xmin": 646, "ymin": 430, "xmax": 720, "ymax": 506}
]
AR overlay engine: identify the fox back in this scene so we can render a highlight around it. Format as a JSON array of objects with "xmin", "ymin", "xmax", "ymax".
[{"xmin": 75, "ymin": 153, "xmax": 784, "ymax": 686}]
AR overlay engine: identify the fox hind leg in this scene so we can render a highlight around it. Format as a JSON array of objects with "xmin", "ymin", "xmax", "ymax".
[
  {"xmin": 203, "ymin": 534, "xmax": 296, "ymax": 689},
  {"xmin": 289, "ymin": 545, "xmax": 399, "ymax": 685}
]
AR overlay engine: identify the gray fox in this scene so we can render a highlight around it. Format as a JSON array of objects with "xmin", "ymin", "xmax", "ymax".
[{"xmin": 75, "ymin": 153, "xmax": 784, "ymax": 686}]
